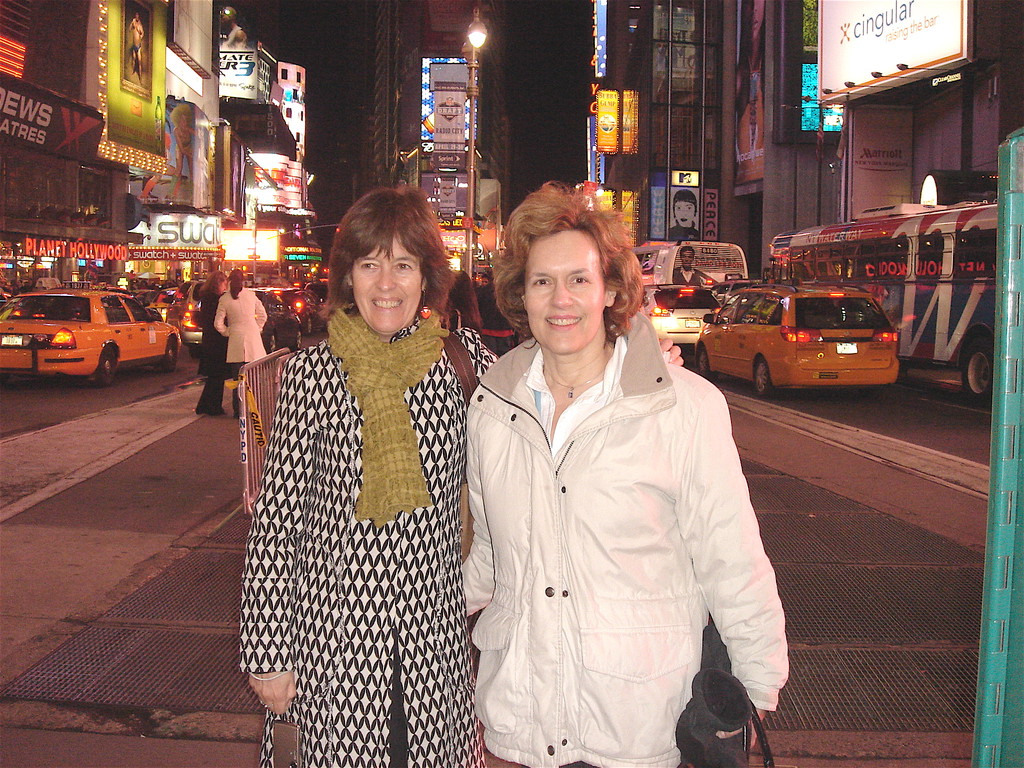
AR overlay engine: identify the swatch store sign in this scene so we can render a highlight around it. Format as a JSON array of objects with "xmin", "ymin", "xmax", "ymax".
[{"xmin": 130, "ymin": 214, "xmax": 223, "ymax": 261}]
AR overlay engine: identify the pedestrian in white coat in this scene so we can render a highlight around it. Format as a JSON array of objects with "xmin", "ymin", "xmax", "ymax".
[
  {"xmin": 462, "ymin": 183, "xmax": 788, "ymax": 768},
  {"xmin": 215, "ymin": 268, "xmax": 267, "ymax": 416}
]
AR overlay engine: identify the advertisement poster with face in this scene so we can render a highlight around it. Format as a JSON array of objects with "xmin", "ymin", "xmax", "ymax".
[
  {"xmin": 667, "ymin": 186, "xmax": 700, "ymax": 241},
  {"xmin": 137, "ymin": 98, "xmax": 210, "ymax": 207},
  {"xmin": 735, "ymin": 0, "xmax": 765, "ymax": 185},
  {"xmin": 106, "ymin": 0, "xmax": 166, "ymax": 157}
]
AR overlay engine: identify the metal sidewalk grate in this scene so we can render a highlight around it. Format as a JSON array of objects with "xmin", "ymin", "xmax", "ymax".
[
  {"xmin": 759, "ymin": 511, "xmax": 984, "ymax": 565},
  {"xmin": 777, "ymin": 563, "xmax": 982, "ymax": 645},
  {"xmin": 741, "ymin": 458, "xmax": 784, "ymax": 475},
  {"xmin": 772, "ymin": 647, "xmax": 977, "ymax": 732},
  {"xmin": 747, "ymin": 475, "xmax": 872, "ymax": 512},
  {"xmin": 104, "ymin": 549, "xmax": 243, "ymax": 627},
  {"xmin": 202, "ymin": 510, "xmax": 252, "ymax": 549},
  {"xmin": 0, "ymin": 626, "xmax": 260, "ymax": 714}
]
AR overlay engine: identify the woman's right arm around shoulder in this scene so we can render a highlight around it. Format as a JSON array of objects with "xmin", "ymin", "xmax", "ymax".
[
  {"xmin": 214, "ymin": 294, "xmax": 229, "ymax": 337},
  {"xmin": 239, "ymin": 353, "xmax": 319, "ymax": 702}
]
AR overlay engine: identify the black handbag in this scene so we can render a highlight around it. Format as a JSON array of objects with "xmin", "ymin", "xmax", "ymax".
[{"xmin": 676, "ymin": 622, "xmax": 774, "ymax": 768}]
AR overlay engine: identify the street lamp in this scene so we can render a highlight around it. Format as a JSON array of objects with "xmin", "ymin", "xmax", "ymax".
[{"xmin": 463, "ymin": 8, "xmax": 487, "ymax": 275}]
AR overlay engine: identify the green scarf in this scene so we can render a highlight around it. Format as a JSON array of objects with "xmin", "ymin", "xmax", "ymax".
[{"xmin": 328, "ymin": 309, "xmax": 447, "ymax": 527}]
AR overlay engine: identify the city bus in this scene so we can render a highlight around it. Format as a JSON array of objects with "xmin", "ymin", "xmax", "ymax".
[
  {"xmin": 633, "ymin": 241, "xmax": 748, "ymax": 286},
  {"xmin": 767, "ymin": 202, "xmax": 997, "ymax": 399}
]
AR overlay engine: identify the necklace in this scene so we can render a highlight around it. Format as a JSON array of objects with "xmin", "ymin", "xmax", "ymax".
[{"xmin": 548, "ymin": 370, "xmax": 604, "ymax": 399}]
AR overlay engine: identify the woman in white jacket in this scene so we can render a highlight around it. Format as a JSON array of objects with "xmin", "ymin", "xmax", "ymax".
[
  {"xmin": 462, "ymin": 183, "xmax": 788, "ymax": 768},
  {"xmin": 215, "ymin": 268, "xmax": 267, "ymax": 416}
]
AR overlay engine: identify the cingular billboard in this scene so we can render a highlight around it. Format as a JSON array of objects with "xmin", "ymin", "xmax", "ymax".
[{"xmin": 819, "ymin": 0, "xmax": 968, "ymax": 100}]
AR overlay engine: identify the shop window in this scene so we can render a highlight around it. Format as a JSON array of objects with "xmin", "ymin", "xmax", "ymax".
[
  {"xmin": 671, "ymin": 43, "xmax": 698, "ymax": 104},
  {"xmin": 78, "ymin": 167, "xmax": 111, "ymax": 225}
]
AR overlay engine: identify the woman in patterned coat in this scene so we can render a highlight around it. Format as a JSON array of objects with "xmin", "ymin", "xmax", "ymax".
[{"xmin": 239, "ymin": 186, "xmax": 493, "ymax": 768}]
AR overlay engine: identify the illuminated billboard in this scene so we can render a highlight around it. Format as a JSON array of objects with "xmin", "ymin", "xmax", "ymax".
[
  {"xmin": 222, "ymin": 228, "xmax": 279, "ymax": 262},
  {"xmin": 596, "ymin": 89, "xmax": 619, "ymax": 154},
  {"xmin": 105, "ymin": 0, "xmax": 168, "ymax": 157},
  {"xmin": 250, "ymin": 152, "xmax": 304, "ymax": 211},
  {"xmin": 819, "ymin": 0, "xmax": 968, "ymax": 101}
]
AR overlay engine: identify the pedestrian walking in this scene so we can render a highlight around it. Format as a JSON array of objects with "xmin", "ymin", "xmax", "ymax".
[
  {"xmin": 214, "ymin": 268, "xmax": 267, "ymax": 418},
  {"xmin": 239, "ymin": 186, "xmax": 494, "ymax": 768},
  {"xmin": 463, "ymin": 182, "xmax": 789, "ymax": 767},
  {"xmin": 475, "ymin": 270, "xmax": 517, "ymax": 355},
  {"xmin": 194, "ymin": 271, "xmax": 229, "ymax": 416}
]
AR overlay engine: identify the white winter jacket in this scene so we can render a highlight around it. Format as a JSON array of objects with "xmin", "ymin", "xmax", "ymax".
[
  {"xmin": 463, "ymin": 315, "xmax": 788, "ymax": 768},
  {"xmin": 214, "ymin": 287, "xmax": 267, "ymax": 363}
]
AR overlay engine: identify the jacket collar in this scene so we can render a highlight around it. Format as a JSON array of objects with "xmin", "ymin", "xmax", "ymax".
[{"xmin": 482, "ymin": 313, "xmax": 673, "ymax": 404}]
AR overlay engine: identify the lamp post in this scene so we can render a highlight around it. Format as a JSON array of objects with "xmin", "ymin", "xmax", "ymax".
[{"xmin": 463, "ymin": 9, "xmax": 487, "ymax": 275}]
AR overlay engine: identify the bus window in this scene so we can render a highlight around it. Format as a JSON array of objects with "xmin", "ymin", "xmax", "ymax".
[
  {"xmin": 871, "ymin": 236, "xmax": 909, "ymax": 279},
  {"xmin": 790, "ymin": 249, "xmax": 813, "ymax": 281},
  {"xmin": 953, "ymin": 228, "xmax": 996, "ymax": 278},
  {"xmin": 915, "ymin": 233, "xmax": 945, "ymax": 278}
]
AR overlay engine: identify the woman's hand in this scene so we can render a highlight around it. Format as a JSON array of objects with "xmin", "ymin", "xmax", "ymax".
[
  {"xmin": 716, "ymin": 707, "xmax": 766, "ymax": 745},
  {"xmin": 659, "ymin": 338, "xmax": 684, "ymax": 367},
  {"xmin": 249, "ymin": 671, "xmax": 296, "ymax": 715}
]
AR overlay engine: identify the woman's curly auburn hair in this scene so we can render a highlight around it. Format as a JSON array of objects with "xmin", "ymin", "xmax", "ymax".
[
  {"xmin": 494, "ymin": 182, "xmax": 643, "ymax": 343},
  {"xmin": 326, "ymin": 186, "xmax": 453, "ymax": 317}
]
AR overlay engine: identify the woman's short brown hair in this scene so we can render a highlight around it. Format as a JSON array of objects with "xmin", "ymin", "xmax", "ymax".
[
  {"xmin": 494, "ymin": 182, "xmax": 643, "ymax": 343},
  {"xmin": 327, "ymin": 186, "xmax": 453, "ymax": 317}
]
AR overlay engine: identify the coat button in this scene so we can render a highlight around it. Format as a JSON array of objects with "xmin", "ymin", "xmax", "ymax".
[
  {"xmin": 545, "ymin": 586, "xmax": 555, "ymax": 597},
  {"xmin": 477, "ymin": 394, "xmax": 483, "ymax": 402},
  {"xmin": 560, "ymin": 486, "xmax": 566, "ymax": 493},
  {"xmin": 562, "ymin": 590, "xmax": 569, "ymax": 597},
  {"xmin": 561, "ymin": 739, "xmax": 568, "ymax": 746},
  {"xmin": 510, "ymin": 413, "xmax": 517, "ymax": 421},
  {"xmin": 547, "ymin": 745, "xmax": 555, "ymax": 756},
  {"xmin": 656, "ymin": 376, "xmax": 663, "ymax": 383}
]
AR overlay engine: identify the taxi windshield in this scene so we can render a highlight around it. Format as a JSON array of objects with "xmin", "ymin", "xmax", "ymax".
[{"xmin": 0, "ymin": 295, "xmax": 92, "ymax": 322}]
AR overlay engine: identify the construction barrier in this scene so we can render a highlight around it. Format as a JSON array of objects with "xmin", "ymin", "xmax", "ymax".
[{"xmin": 237, "ymin": 349, "xmax": 293, "ymax": 516}]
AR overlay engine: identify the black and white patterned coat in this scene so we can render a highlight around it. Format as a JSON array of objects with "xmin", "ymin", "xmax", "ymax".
[{"xmin": 240, "ymin": 327, "xmax": 494, "ymax": 768}]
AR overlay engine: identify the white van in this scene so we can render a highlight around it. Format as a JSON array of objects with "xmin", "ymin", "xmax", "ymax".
[{"xmin": 633, "ymin": 241, "xmax": 748, "ymax": 287}]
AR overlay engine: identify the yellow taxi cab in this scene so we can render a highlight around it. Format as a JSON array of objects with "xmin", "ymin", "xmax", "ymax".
[
  {"xmin": 0, "ymin": 289, "xmax": 180, "ymax": 386},
  {"xmin": 695, "ymin": 284, "xmax": 898, "ymax": 396}
]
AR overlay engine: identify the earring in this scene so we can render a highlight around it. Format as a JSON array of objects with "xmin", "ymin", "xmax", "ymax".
[{"xmin": 420, "ymin": 306, "xmax": 432, "ymax": 319}]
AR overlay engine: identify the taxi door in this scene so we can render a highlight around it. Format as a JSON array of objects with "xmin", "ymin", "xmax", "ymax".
[
  {"xmin": 729, "ymin": 295, "xmax": 783, "ymax": 377},
  {"xmin": 100, "ymin": 294, "xmax": 146, "ymax": 362},
  {"xmin": 709, "ymin": 292, "xmax": 761, "ymax": 376},
  {"xmin": 123, "ymin": 295, "xmax": 164, "ymax": 361}
]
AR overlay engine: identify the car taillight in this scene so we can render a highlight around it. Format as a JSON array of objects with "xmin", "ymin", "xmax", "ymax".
[
  {"xmin": 182, "ymin": 310, "xmax": 199, "ymax": 330},
  {"xmin": 294, "ymin": 300, "xmax": 304, "ymax": 311},
  {"xmin": 780, "ymin": 326, "xmax": 821, "ymax": 343},
  {"xmin": 650, "ymin": 306, "xmax": 671, "ymax": 318},
  {"xmin": 873, "ymin": 329, "xmax": 898, "ymax": 342},
  {"xmin": 49, "ymin": 328, "xmax": 77, "ymax": 348}
]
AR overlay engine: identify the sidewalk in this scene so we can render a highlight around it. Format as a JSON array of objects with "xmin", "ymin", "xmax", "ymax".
[{"xmin": 1, "ymin": 383, "xmax": 986, "ymax": 768}]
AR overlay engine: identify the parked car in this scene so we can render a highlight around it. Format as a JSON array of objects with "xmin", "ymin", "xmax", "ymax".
[
  {"xmin": 642, "ymin": 285, "xmax": 720, "ymax": 347},
  {"xmin": 253, "ymin": 288, "xmax": 303, "ymax": 352},
  {"xmin": 264, "ymin": 287, "xmax": 326, "ymax": 334},
  {"xmin": 161, "ymin": 281, "xmax": 204, "ymax": 356},
  {"xmin": 695, "ymin": 284, "xmax": 899, "ymax": 397},
  {"xmin": 0, "ymin": 289, "xmax": 180, "ymax": 386}
]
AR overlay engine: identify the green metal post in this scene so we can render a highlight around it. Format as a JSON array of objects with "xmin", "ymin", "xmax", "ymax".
[{"xmin": 974, "ymin": 127, "xmax": 1024, "ymax": 767}]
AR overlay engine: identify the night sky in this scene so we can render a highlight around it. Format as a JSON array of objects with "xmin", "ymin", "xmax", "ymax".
[{"xmin": 272, "ymin": 0, "xmax": 593, "ymax": 233}]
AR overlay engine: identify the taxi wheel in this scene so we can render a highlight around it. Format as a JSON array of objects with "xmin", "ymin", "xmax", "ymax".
[
  {"xmin": 696, "ymin": 345, "xmax": 717, "ymax": 382},
  {"xmin": 90, "ymin": 347, "xmax": 118, "ymax": 387},
  {"xmin": 158, "ymin": 337, "xmax": 179, "ymax": 372},
  {"xmin": 753, "ymin": 357, "xmax": 775, "ymax": 398}
]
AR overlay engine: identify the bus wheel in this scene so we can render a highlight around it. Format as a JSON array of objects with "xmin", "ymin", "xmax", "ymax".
[
  {"xmin": 960, "ymin": 337, "xmax": 993, "ymax": 401},
  {"xmin": 753, "ymin": 356, "xmax": 774, "ymax": 398}
]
